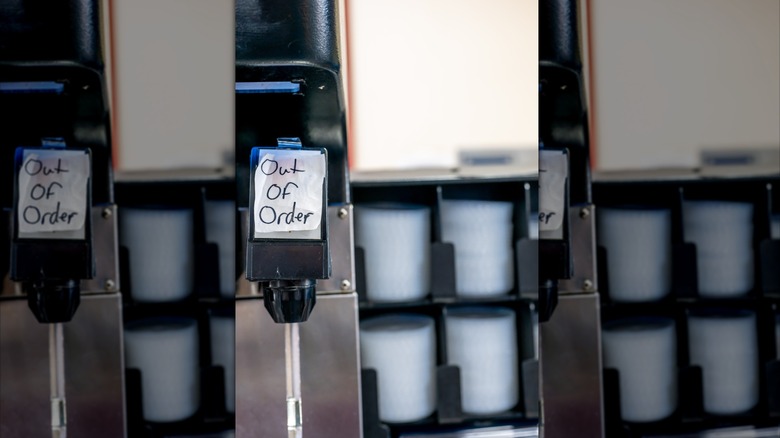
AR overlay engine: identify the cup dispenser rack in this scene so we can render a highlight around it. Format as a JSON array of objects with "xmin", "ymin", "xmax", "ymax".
[
  {"xmin": 0, "ymin": 0, "xmax": 126, "ymax": 435},
  {"xmin": 351, "ymin": 172, "xmax": 539, "ymax": 438},
  {"xmin": 115, "ymin": 174, "xmax": 236, "ymax": 437},
  {"xmin": 235, "ymin": 1, "xmax": 363, "ymax": 437},
  {"xmin": 537, "ymin": 1, "xmax": 607, "ymax": 437},
  {"xmin": 594, "ymin": 172, "xmax": 780, "ymax": 437}
]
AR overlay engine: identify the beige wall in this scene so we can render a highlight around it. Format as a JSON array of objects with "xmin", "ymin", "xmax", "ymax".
[
  {"xmin": 346, "ymin": 0, "xmax": 538, "ymax": 170},
  {"xmin": 589, "ymin": 0, "xmax": 780, "ymax": 170},
  {"xmin": 109, "ymin": 0, "xmax": 235, "ymax": 171},
  {"xmin": 107, "ymin": 1, "xmax": 536, "ymax": 172}
]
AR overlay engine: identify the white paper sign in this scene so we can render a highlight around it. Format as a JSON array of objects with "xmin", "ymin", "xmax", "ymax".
[
  {"xmin": 253, "ymin": 149, "xmax": 326, "ymax": 236},
  {"xmin": 17, "ymin": 149, "xmax": 90, "ymax": 235},
  {"xmin": 538, "ymin": 150, "xmax": 567, "ymax": 232}
]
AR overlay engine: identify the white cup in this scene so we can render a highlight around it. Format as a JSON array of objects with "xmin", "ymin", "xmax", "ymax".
[
  {"xmin": 440, "ymin": 200, "xmax": 515, "ymax": 297},
  {"xmin": 598, "ymin": 207, "xmax": 672, "ymax": 302},
  {"xmin": 602, "ymin": 317, "xmax": 677, "ymax": 422},
  {"xmin": 124, "ymin": 317, "xmax": 200, "ymax": 423},
  {"xmin": 121, "ymin": 208, "xmax": 194, "ymax": 302},
  {"xmin": 683, "ymin": 201, "xmax": 754, "ymax": 297},
  {"xmin": 445, "ymin": 306, "xmax": 519, "ymax": 415},
  {"xmin": 360, "ymin": 314, "xmax": 437, "ymax": 423},
  {"xmin": 688, "ymin": 309, "xmax": 759, "ymax": 415},
  {"xmin": 355, "ymin": 204, "xmax": 431, "ymax": 302}
]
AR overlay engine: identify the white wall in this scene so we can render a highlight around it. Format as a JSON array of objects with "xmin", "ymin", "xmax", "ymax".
[
  {"xmin": 347, "ymin": 0, "xmax": 538, "ymax": 170},
  {"xmin": 109, "ymin": 0, "xmax": 234, "ymax": 171},
  {"xmin": 590, "ymin": 0, "xmax": 780, "ymax": 170}
]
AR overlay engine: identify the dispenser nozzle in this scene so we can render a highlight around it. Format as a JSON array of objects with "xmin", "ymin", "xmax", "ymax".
[
  {"xmin": 263, "ymin": 279, "xmax": 317, "ymax": 323},
  {"xmin": 25, "ymin": 279, "xmax": 81, "ymax": 323}
]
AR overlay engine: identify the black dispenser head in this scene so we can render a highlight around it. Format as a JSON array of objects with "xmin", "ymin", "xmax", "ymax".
[
  {"xmin": 236, "ymin": 0, "xmax": 348, "ymax": 323},
  {"xmin": 246, "ymin": 141, "xmax": 330, "ymax": 323},
  {"xmin": 2, "ymin": 0, "xmax": 111, "ymax": 324},
  {"xmin": 11, "ymin": 147, "xmax": 94, "ymax": 323}
]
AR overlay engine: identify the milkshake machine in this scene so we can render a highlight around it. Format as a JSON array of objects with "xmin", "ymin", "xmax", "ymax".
[
  {"xmin": 235, "ymin": 0, "xmax": 362, "ymax": 437},
  {"xmin": 0, "ymin": 1, "xmax": 126, "ymax": 436},
  {"xmin": 538, "ymin": 0, "xmax": 780, "ymax": 436},
  {"xmin": 538, "ymin": 0, "xmax": 604, "ymax": 436}
]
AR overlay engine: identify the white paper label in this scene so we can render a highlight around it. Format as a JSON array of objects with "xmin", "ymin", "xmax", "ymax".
[
  {"xmin": 17, "ymin": 149, "xmax": 89, "ymax": 235},
  {"xmin": 253, "ymin": 149, "xmax": 326, "ymax": 237},
  {"xmin": 538, "ymin": 150, "xmax": 567, "ymax": 232}
]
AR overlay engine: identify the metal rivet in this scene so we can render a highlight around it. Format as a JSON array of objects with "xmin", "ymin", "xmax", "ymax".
[
  {"xmin": 338, "ymin": 208, "xmax": 348, "ymax": 219},
  {"xmin": 105, "ymin": 279, "xmax": 115, "ymax": 290},
  {"xmin": 583, "ymin": 279, "xmax": 593, "ymax": 290},
  {"xmin": 102, "ymin": 208, "xmax": 112, "ymax": 219},
  {"xmin": 579, "ymin": 207, "xmax": 590, "ymax": 219},
  {"xmin": 340, "ymin": 279, "xmax": 351, "ymax": 291}
]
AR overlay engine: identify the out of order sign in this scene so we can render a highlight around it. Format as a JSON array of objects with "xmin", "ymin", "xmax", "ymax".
[
  {"xmin": 539, "ymin": 149, "xmax": 567, "ymax": 232},
  {"xmin": 253, "ymin": 149, "xmax": 326, "ymax": 237},
  {"xmin": 17, "ymin": 149, "xmax": 90, "ymax": 235}
]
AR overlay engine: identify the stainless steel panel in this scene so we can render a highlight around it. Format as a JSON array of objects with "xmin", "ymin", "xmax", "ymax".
[
  {"xmin": 0, "ymin": 295, "xmax": 125, "ymax": 438},
  {"xmin": 2, "ymin": 205, "xmax": 119, "ymax": 296},
  {"xmin": 236, "ymin": 297, "xmax": 286, "ymax": 437},
  {"xmin": 236, "ymin": 294, "xmax": 362, "ymax": 438},
  {"xmin": 238, "ymin": 205, "xmax": 355, "ymax": 297},
  {"xmin": 1, "ymin": 209, "xmax": 22, "ymax": 297},
  {"xmin": 64, "ymin": 293, "xmax": 125, "ymax": 437},
  {"xmin": 299, "ymin": 293, "xmax": 362, "ymax": 438},
  {"xmin": 558, "ymin": 204, "xmax": 597, "ymax": 295},
  {"xmin": 82, "ymin": 205, "xmax": 120, "ymax": 294},
  {"xmin": 237, "ymin": 208, "xmax": 259, "ymax": 297},
  {"xmin": 0, "ymin": 299, "xmax": 51, "ymax": 438},
  {"xmin": 316, "ymin": 205, "xmax": 354, "ymax": 294},
  {"xmin": 540, "ymin": 293, "xmax": 603, "ymax": 438}
]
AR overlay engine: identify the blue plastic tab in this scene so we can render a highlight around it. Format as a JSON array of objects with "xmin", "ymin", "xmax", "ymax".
[
  {"xmin": 235, "ymin": 81, "xmax": 301, "ymax": 94},
  {"xmin": 41, "ymin": 138, "xmax": 67, "ymax": 148},
  {"xmin": 277, "ymin": 138, "xmax": 303, "ymax": 149},
  {"xmin": 0, "ymin": 81, "xmax": 64, "ymax": 94}
]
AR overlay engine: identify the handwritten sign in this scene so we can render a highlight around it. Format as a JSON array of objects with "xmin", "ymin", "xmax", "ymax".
[
  {"xmin": 538, "ymin": 150, "xmax": 567, "ymax": 232},
  {"xmin": 17, "ymin": 149, "xmax": 90, "ymax": 236},
  {"xmin": 253, "ymin": 149, "xmax": 326, "ymax": 237}
]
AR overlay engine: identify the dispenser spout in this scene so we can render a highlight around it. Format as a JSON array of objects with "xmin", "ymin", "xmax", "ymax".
[{"xmin": 263, "ymin": 279, "xmax": 317, "ymax": 323}]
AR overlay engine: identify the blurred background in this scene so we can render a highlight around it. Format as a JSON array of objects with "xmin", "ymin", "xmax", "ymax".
[{"xmin": 106, "ymin": 0, "xmax": 778, "ymax": 173}]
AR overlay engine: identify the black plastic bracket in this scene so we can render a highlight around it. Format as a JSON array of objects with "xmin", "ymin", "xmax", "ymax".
[
  {"xmin": 436, "ymin": 365, "xmax": 464, "ymax": 424},
  {"xmin": 194, "ymin": 242, "xmax": 221, "ymax": 299},
  {"xmin": 760, "ymin": 239, "xmax": 780, "ymax": 296},
  {"xmin": 431, "ymin": 242, "xmax": 457, "ymax": 300},
  {"xmin": 678, "ymin": 365, "xmax": 704, "ymax": 422},
  {"xmin": 361, "ymin": 368, "xmax": 392, "ymax": 438},
  {"xmin": 672, "ymin": 243, "xmax": 699, "ymax": 299},
  {"xmin": 538, "ymin": 279, "xmax": 558, "ymax": 323},
  {"xmin": 354, "ymin": 246, "xmax": 367, "ymax": 302},
  {"xmin": 767, "ymin": 360, "xmax": 780, "ymax": 417},
  {"xmin": 517, "ymin": 239, "xmax": 538, "ymax": 301}
]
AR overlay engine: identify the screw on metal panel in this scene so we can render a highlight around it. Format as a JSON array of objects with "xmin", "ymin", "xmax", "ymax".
[
  {"xmin": 338, "ymin": 208, "xmax": 348, "ymax": 219},
  {"xmin": 340, "ymin": 279, "xmax": 351, "ymax": 291},
  {"xmin": 579, "ymin": 207, "xmax": 590, "ymax": 219},
  {"xmin": 102, "ymin": 208, "xmax": 112, "ymax": 219},
  {"xmin": 105, "ymin": 279, "xmax": 115, "ymax": 290},
  {"xmin": 583, "ymin": 279, "xmax": 594, "ymax": 291}
]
